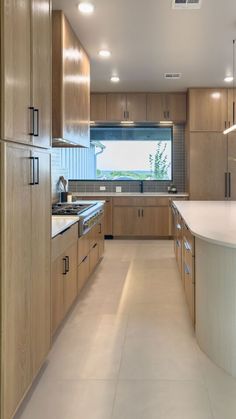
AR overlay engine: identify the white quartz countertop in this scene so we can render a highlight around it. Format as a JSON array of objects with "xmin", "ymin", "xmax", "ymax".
[
  {"xmin": 72, "ymin": 192, "xmax": 189, "ymax": 198},
  {"xmin": 173, "ymin": 201, "xmax": 236, "ymax": 248},
  {"xmin": 52, "ymin": 216, "xmax": 79, "ymax": 239}
]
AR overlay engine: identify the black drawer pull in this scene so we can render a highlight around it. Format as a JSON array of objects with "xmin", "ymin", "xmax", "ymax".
[
  {"xmin": 65, "ymin": 256, "xmax": 70, "ymax": 273},
  {"xmin": 63, "ymin": 257, "xmax": 67, "ymax": 275},
  {"xmin": 82, "ymin": 255, "xmax": 88, "ymax": 263},
  {"xmin": 93, "ymin": 243, "xmax": 98, "ymax": 249}
]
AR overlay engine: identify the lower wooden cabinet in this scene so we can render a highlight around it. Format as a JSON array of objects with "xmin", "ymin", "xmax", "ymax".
[
  {"xmin": 113, "ymin": 204, "xmax": 169, "ymax": 237},
  {"xmin": 78, "ymin": 254, "xmax": 90, "ymax": 293},
  {"xmin": 1, "ymin": 142, "xmax": 51, "ymax": 419},
  {"xmin": 51, "ymin": 223, "xmax": 78, "ymax": 335}
]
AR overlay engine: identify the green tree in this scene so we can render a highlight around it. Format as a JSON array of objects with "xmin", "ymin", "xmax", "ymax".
[{"xmin": 149, "ymin": 141, "xmax": 170, "ymax": 180}]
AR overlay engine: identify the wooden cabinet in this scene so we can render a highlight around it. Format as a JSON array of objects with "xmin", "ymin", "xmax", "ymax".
[
  {"xmin": 52, "ymin": 11, "xmax": 90, "ymax": 147},
  {"xmin": 1, "ymin": 0, "xmax": 51, "ymax": 148},
  {"xmin": 51, "ymin": 223, "xmax": 78, "ymax": 335},
  {"xmin": 188, "ymin": 88, "xmax": 227, "ymax": 132},
  {"xmin": 147, "ymin": 93, "xmax": 186, "ymax": 123},
  {"xmin": 113, "ymin": 197, "xmax": 169, "ymax": 237},
  {"xmin": 1, "ymin": 142, "xmax": 51, "ymax": 419},
  {"xmin": 126, "ymin": 93, "xmax": 147, "ymax": 121},
  {"xmin": 78, "ymin": 254, "xmax": 90, "ymax": 293},
  {"xmin": 106, "ymin": 94, "xmax": 127, "ymax": 121},
  {"xmin": 189, "ymin": 132, "xmax": 227, "ymax": 200},
  {"xmin": 91, "ymin": 94, "xmax": 107, "ymax": 121}
]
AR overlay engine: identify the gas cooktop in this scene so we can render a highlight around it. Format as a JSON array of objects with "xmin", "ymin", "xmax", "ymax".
[{"xmin": 52, "ymin": 202, "xmax": 95, "ymax": 216}]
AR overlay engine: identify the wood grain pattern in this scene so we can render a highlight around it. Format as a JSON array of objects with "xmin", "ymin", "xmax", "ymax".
[
  {"xmin": 64, "ymin": 241, "xmax": 78, "ymax": 314},
  {"xmin": 78, "ymin": 254, "xmax": 90, "ymax": 293},
  {"xmin": 1, "ymin": 0, "xmax": 31, "ymax": 144},
  {"xmin": 188, "ymin": 88, "xmax": 227, "ymax": 132},
  {"xmin": 1, "ymin": 142, "xmax": 32, "ymax": 419},
  {"xmin": 106, "ymin": 93, "xmax": 126, "ymax": 121},
  {"xmin": 90, "ymin": 94, "xmax": 107, "ymax": 121},
  {"xmin": 147, "ymin": 93, "xmax": 186, "ymax": 122},
  {"xmin": 126, "ymin": 93, "xmax": 147, "ymax": 121},
  {"xmin": 51, "ymin": 256, "xmax": 65, "ymax": 335},
  {"xmin": 31, "ymin": 0, "xmax": 52, "ymax": 148}
]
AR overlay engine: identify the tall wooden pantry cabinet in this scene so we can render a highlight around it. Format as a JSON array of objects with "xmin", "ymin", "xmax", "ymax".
[{"xmin": 0, "ymin": 1, "xmax": 52, "ymax": 419}]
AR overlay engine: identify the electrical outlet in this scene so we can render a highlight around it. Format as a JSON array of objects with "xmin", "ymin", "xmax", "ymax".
[
  {"xmin": 100, "ymin": 186, "xmax": 106, "ymax": 191},
  {"xmin": 116, "ymin": 186, "xmax": 122, "ymax": 193}
]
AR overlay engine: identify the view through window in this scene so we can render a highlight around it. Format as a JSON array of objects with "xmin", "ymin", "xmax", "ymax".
[{"xmin": 90, "ymin": 126, "xmax": 173, "ymax": 181}]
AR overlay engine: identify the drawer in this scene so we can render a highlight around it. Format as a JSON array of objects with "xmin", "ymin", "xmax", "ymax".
[
  {"xmin": 89, "ymin": 242, "xmax": 99, "ymax": 274},
  {"xmin": 78, "ymin": 234, "xmax": 90, "ymax": 265},
  {"xmin": 183, "ymin": 261, "xmax": 195, "ymax": 325},
  {"xmin": 113, "ymin": 197, "xmax": 169, "ymax": 207},
  {"xmin": 183, "ymin": 225, "xmax": 195, "ymax": 256},
  {"xmin": 183, "ymin": 250, "xmax": 194, "ymax": 279},
  {"xmin": 78, "ymin": 254, "xmax": 90, "ymax": 293},
  {"xmin": 52, "ymin": 223, "xmax": 78, "ymax": 261}
]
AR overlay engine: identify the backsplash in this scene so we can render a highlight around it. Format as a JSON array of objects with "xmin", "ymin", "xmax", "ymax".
[{"xmin": 51, "ymin": 124, "xmax": 186, "ymax": 200}]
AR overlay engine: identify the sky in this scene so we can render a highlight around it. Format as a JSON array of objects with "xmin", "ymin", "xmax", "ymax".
[{"xmin": 96, "ymin": 141, "xmax": 172, "ymax": 174}]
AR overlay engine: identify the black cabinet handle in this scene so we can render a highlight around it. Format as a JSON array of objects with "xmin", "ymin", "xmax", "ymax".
[
  {"xmin": 28, "ymin": 107, "xmax": 34, "ymax": 135},
  {"xmin": 63, "ymin": 257, "xmax": 67, "ymax": 275},
  {"xmin": 29, "ymin": 157, "xmax": 35, "ymax": 185},
  {"xmin": 82, "ymin": 255, "xmax": 88, "ymax": 263},
  {"xmin": 228, "ymin": 172, "xmax": 231, "ymax": 198},
  {"xmin": 93, "ymin": 243, "xmax": 98, "ymax": 249},
  {"xmin": 65, "ymin": 256, "xmax": 70, "ymax": 273},
  {"xmin": 141, "ymin": 209, "xmax": 144, "ymax": 217},
  {"xmin": 34, "ymin": 108, "xmax": 39, "ymax": 136},
  {"xmin": 34, "ymin": 157, "xmax": 39, "ymax": 185},
  {"xmin": 225, "ymin": 172, "xmax": 228, "ymax": 198}
]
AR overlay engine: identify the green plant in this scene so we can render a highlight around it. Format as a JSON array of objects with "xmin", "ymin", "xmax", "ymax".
[{"xmin": 149, "ymin": 141, "xmax": 170, "ymax": 180}]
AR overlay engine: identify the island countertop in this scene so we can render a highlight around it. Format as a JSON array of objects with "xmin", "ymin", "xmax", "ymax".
[
  {"xmin": 52, "ymin": 216, "xmax": 79, "ymax": 238},
  {"xmin": 173, "ymin": 200, "xmax": 236, "ymax": 248}
]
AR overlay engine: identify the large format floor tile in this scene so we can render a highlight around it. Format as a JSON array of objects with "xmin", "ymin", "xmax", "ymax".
[{"xmin": 15, "ymin": 240, "xmax": 236, "ymax": 419}]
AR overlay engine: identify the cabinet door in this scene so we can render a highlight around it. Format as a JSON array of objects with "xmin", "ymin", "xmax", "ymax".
[
  {"xmin": 89, "ymin": 242, "xmax": 100, "ymax": 274},
  {"xmin": 113, "ymin": 207, "xmax": 141, "ymax": 236},
  {"xmin": 2, "ymin": 0, "xmax": 31, "ymax": 144},
  {"xmin": 64, "ymin": 241, "xmax": 78, "ymax": 314},
  {"xmin": 106, "ymin": 94, "xmax": 127, "ymax": 121},
  {"xmin": 167, "ymin": 93, "xmax": 186, "ymax": 122},
  {"xmin": 91, "ymin": 94, "xmax": 107, "ymax": 121},
  {"xmin": 31, "ymin": 0, "xmax": 51, "ymax": 148},
  {"xmin": 189, "ymin": 133, "xmax": 227, "ymax": 200},
  {"xmin": 78, "ymin": 47, "xmax": 90, "ymax": 147},
  {"xmin": 126, "ymin": 93, "xmax": 147, "ymax": 121},
  {"xmin": 78, "ymin": 254, "xmax": 90, "ymax": 293},
  {"xmin": 141, "ymin": 207, "xmax": 169, "ymax": 236},
  {"xmin": 51, "ymin": 255, "xmax": 65, "ymax": 335},
  {"xmin": 98, "ymin": 218, "xmax": 105, "ymax": 258},
  {"xmin": 189, "ymin": 89, "xmax": 227, "ymax": 132},
  {"xmin": 31, "ymin": 150, "xmax": 51, "ymax": 375},
  {"xmin": 146, "ymin": 93, "xmax": 166, "ymax": 121},
  {"xmin": 1, "ymin": 142, "xmax": 32, "ymax": 419},
  {"xmin": 227, "ymin": 133, "xmax": 236, "ymax": 199}
]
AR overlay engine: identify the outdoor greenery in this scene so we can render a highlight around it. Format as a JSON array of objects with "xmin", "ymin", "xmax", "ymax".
[{"xmin": 149, "ymin": 141, "xmax": 171, "ymax": 180}]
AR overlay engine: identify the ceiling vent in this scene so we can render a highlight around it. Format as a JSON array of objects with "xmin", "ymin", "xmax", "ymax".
[
  {"xmin": 172, "ymin": 0, "xmax": 202, "ymax": 9},
  {"xmin": 164, "ymin": 73, "xmax": 182, "ymax": 80}
]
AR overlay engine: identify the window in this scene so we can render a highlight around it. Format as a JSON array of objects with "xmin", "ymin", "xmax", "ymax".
[{"xmin": 91, "ymin": 126, "xmax": 173, "ymax": 181}]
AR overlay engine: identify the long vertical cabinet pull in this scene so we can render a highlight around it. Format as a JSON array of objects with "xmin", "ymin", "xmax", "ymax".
[
  {"xmin": 225, "ymin": 172, "xmax": 228, "ymax": 198},
  {"xmin": 28, "ymin": 107, "xmax": 35, "ymax": 135},
  {"xmin": 34, "ymin": 109, "xmax": 39, "ymax": 137},
  {"xmin": 228, "ymin": 172, "xmax": 231, "ymax": 198},
  {"xmin": 34, "ymin": 157, "xmax": 40, "ymax": 185},
  {"xmin": 63, "ymin": 257, "xmax": 67, "ymax": 275},
  {"xmin": 29, "ymin": 157, "xmax": 35, "ymax": 185}
]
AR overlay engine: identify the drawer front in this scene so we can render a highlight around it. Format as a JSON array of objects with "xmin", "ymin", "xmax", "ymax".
[
  {"xmin": 89, "ymin": 242, "xmax": 99, "ymax": 274},
  {"xmin": 113, "ymin": 197, "xmax": 169, "ymax": 207},
  {"xmin": 52, "ymin": 223, "xmax": 78, "ymax": 261},
  {"xmin": 78, "ymin": 254, "xmax": 90, "ymax": 293},
  {"xmin": 78, "ymin": 234, "xmax": 90, "ymax": 265},
  {"xmin": 183, "ymin": 261, "xmax": 195, "ymax": 324}
]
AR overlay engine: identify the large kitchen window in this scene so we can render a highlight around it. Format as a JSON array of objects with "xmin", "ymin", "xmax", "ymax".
[{"xmin": 91, "ymin": 126, "xmax": 173, "ymax": 181}]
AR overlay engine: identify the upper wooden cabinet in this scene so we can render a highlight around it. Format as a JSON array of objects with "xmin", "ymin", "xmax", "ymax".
[
  {"xmin": 91, "ymin": 94, "xmax": 107, "ymax": 121},
  {"xmin": 1, "ymin": 0, "xmax": 51, "ymax": 148},
  {"xmin": 52, "ymin": 11, "xmax": 90, "ymax": 147},
  {"xmin": 106, "ymin": 94, "xmax": 127, "ymax": 121},
  {"xmin": 126, "ymin": 93, "xmax": 147, "ymax": 121},
  {"xmin": 188, "ymin": 88, "xmax": 228, "ymax": 132},
  {"xmin": 147, "ymin": 93, "xmax": 186, "ymax": 123}
]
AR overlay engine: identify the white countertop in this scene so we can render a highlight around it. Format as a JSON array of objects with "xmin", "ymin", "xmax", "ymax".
[
  {"xmin": 72, "ymin": 192, "xmax": 189, "ymax": 198},
  {"xmin": 173, "ymin": 201, "xmax": 236, "ymax": 248},
  {"xmin": 52, "ymin": 216, "xmax": 79, "ymax": 238}
]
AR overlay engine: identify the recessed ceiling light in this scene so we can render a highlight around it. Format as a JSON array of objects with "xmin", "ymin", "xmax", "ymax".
[
  {"xmin": 98, "ymin": 49, "xmax": 111, "ymax": 58},
  {"xmin": 224, "ymin": 76, "xmax": 234, "ymax": 83},
  {"xmin": 110, "ymin": 76, "xmax": 120, "ymax": 83},
  {"xmin": 78, "ymin": 2, "xmax": 94, "ymax": 14}
]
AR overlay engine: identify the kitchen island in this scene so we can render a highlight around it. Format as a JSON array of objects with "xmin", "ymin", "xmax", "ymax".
[{"xmin": 173, "ymin": 200, "xmax": 236, "ymax": 377}]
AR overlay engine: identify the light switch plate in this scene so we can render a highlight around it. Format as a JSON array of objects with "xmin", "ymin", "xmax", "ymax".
[
  {"xmin": 116, "ymin": 186, "xmax": 122, "ymax": 193},
  {"xmin": 100, "ymin": 186, "xmax": 106, "ymax": 191}
]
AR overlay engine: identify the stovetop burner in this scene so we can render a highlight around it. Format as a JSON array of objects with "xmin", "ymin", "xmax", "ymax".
[{"xmin": 52, "ymin": 203, "xmax": 95, "ymax": 216}]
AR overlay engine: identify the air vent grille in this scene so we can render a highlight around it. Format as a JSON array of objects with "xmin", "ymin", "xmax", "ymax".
[
  {"xmin": 172, "ymin": 0, "xmax": 201, "ymax": 9},
  {"xmin": 164, "ymin": 73, "xmax": 182, "ymax": 80}
]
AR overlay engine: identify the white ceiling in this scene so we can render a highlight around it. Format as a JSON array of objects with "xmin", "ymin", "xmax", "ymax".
[{"xmin": 52, "ymin": 0, "xmax": 236, "ymax": 92}]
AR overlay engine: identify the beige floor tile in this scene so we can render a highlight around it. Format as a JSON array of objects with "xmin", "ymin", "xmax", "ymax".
[
  {"xmin": 112, "ymin": 380, "xmax": 213, "ymax": 419},
  {"xmin": 16, "ymin": 379, "xmax": 116, "ymax": 419}
]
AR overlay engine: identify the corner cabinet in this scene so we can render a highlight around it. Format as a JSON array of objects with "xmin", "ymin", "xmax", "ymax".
[
  {"xmin": 52, "ymin": 11, "xmax": 90, "ymax": 147},
  {"xmin": 0, "ymin": 142, "xmax": 51, "ymax": 419},
  {"xmin": 1, "ymin": 0, "xmax": 51, "ymax": 148}
]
